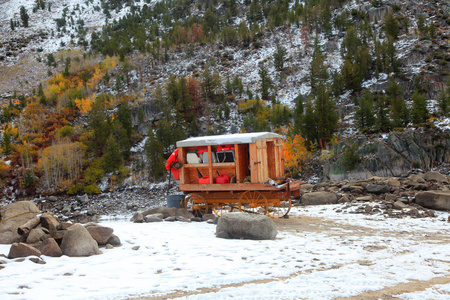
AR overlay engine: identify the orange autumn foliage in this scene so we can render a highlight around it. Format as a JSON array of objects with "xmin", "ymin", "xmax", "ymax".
[
  {"xmin": 75, "ymin": 96, "xmax": 93, "ymax": 113},
  {"xmin": 283, "ymin": 133, "xmax": 310, "ymax": 177}
]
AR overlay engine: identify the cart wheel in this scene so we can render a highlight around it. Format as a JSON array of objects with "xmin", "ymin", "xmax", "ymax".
[
  {"xmin": 239, "ymin": 191, "xmax": 268, "ymax": 215},
  {"xmin": 185, "ymin": 194, "xmax": 208, "ymax": 217},
  {"xmin": 213, "ymin": 203, "xmax": 237, "ymax": 217},
  {"xmin": 268, "ymin": 198, "xmax": 292, "ymax": 218}
]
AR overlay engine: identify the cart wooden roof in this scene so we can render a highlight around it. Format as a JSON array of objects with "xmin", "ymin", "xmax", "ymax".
[{"xmin": 176, "ymin": 132, "xmax": 283, "ymax": 147}]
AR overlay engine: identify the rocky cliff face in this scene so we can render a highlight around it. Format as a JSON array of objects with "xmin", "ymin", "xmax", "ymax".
[{"xmin": 324, "ymin": 128, "xmax": 450, "ymax": 181}]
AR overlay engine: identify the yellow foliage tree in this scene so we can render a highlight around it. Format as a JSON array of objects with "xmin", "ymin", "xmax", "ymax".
[
  {"xmin": 38, "ymin": 140, "xmax": 84, "ymax": 191},
  {"xmin": 283, "ymin": 133, "xmax": 310, "ymax": 177}
]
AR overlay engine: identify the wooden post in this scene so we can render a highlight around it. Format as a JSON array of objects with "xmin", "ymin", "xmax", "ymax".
[
  {"xmin": 178, "ymin": 147, "xmax": 185, "ymax": 184},
  {"xmin": 208, "ymin": 145, "xmax": 213, "ymax": 184},
  {"xmin": 17, "ymin": 215, "xmax": 40, "ymax": 236}
]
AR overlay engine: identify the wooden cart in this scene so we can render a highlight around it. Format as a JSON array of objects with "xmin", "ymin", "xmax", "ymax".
[{"xmin": 169, "ymin": 132, "xmax": 301, "ymax": 217}]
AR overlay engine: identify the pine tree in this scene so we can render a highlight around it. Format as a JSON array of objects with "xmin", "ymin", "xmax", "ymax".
[
  {"xmin": 47, "ymin": 53, "xmax": 56, "ymax": 67},
  {"xmin": 103, "ymin": 133, "xmax": 122, "ymax": 172},
  {"xmin": 88, "ymin": 95, "xmax": 111, "ymax": 156},
  {"xmin": 376, "ymin": 95, "xmax": 391, "ymax": 132},
  {"xmin": 63, "ymin": 57, "xmax": 71, "ymax": 77},
  {"xmin": 145, "ymin": 128, "xmax": 166, "ymax": 181},
  {"xmin": 273, "ymin": 42, "xmax": 288, "ymax": 72},
  {"xmin": 20, "ymin": 6, "xmax": 29, "ymax": 27},
  {"xmin": 315, "ymin": 85, "xmax": 338, "ymax": 146},
  {"xmin": 384, "ymin": 13, "xmax": 399, "ymax": 39},
  {"xmin": 412, "ymin": 91, "xmax": 429, "ymax": 124},
  {"xmin": 354, "ymin": 90, "xmax": 376, "ymax": 132},
  {"xmin": 10, "ymin": 19, "xmax": 15, "ymax": 31},
  {"xmin": 310, "ymin": 38, "xmax": 328, "ymax": 92},
  {"xmin": 387, "ymin": 79, "xmax": 408, "ymax": 128},
  {"xmin": 293, "ymin": 95, "xmax": 304, "ymax": 134},
  {"xmin": 258, "ymin": 62, "xmax": 272, "ymax": 100},
  {"xmin": 2, "ymin": 132, "xmax": 12, "ymax": 157},
  {"xmin": 301, "ymin": 98, "xmax": 317, "ymax": 148}
]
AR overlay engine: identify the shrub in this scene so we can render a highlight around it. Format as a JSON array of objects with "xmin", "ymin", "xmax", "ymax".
[{"xmin": 84, "ymin": 184, "xmax": 101, "ymax": 194}]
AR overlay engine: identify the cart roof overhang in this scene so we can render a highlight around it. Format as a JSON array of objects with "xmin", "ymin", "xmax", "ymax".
[{"xmin": 176, "ymin": 132, "xmax": 283, "ymax": 147}]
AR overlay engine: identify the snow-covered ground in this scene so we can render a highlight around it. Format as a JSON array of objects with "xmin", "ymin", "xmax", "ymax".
[{"xmin": 0, "ymin": 204, "xmax": 449, "ymax": 299}]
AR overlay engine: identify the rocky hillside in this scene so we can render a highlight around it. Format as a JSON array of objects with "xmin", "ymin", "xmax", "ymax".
[{"xmin": 0, "ymin": 0, "xmax": 449, "ymax": 200}]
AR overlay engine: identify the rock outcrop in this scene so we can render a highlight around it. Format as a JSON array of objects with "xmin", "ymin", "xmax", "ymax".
[{"xmin": 324, "ymin": 129, "xmax": 450, "ymax": 181}]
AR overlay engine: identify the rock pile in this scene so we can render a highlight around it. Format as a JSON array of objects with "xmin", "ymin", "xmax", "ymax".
[
  {"xmin": 298, "ymin": 171, "xmax": 450, "ymax": 218},
  {"xmin": 0, "ymin": 201, "xmax": 120, "ymax": 262}
]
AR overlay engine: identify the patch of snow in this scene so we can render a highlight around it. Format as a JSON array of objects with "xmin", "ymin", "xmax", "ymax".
[{"xmin": 0, "ymin": 205, "xmax": 448, "ymax": 299}]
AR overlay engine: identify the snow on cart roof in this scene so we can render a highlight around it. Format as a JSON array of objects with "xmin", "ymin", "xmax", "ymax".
[{"xmin": 176, "ymin": 132, "xmax": 283, "ymax": 147}]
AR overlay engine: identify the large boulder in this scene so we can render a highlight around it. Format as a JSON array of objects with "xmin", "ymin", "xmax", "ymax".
[
  {"xmin": 35, "ymin": 238, "xmax": 62, "ymax": 257},
  {"xmin": 0, "ymin": 201, "xmax": 41, "ymax": 244},
  {"xmin": 60, "ymin": 224, "xmax": 99, "ymax": 257},
  {"xmin": 423, "ymin": 171, "xmax": 446, "ymax": 182},
  {"xmin": 8, "ymin": 242, "xmax": 41, "ymax": 259},
  {"xmin": 216, "ymin": 213, "xmax": 277, "ymax": 240},
  {"xmin": 415, "ymin": 191, "xmax": 450, "ymax": 211},
  {"xmin": 302, "ymin": 192, "xmax": 338, "ymax": 205},
  {"xmin": 365, "ymin": 184, "xmax": 391, "ymax": 194},
  {"xmin": 85, "ymin": 224, "xmax": 114, "ymax": 245}
]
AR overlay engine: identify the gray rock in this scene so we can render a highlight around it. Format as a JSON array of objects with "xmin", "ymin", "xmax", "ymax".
[
  {"xmin": 302, "ymin": 192, "xmax": 338, "ymax": 205},
  {"xmin": 387, "ymin": 178, "xmax": 401, "ymax": 187},
  {"xmin": 130, "ymin": 213, "xmax": 144, "ymax": 223},
  {"xmin": 60, "ymin": 224, "xmax": 99, "ymax": 257},
  {"xmin": 300, "ymin": 184, "xmax": 314, "ymax": 191},
  {"xmin": 145, "ymin": 215, "xmax": 163, "ymax": 222},
  {"xmin": 349, "ymin": 186, "xmax": 365, "ymax": 194},
  {"xmin": 8, "ymin": 243, "xmax": 41, "ymax": 258},
  {"xmin": 356, "ymin": 196, "xmax": 372, "ymax": 202},
  {"xmin": 106, "ymin": 234, "xmax": 121, "ymax": 246},
  {"xmin": 393, "ymin": 201, "xmax": 409, "ymax": 210},
  {"xmin": 26, "ymin": 228, "xmax": 48, "ymax": 244},
  {"xmin": 141, "ymin": 207, "xmax": 194, "ymax": 219},
  {"xmin": 202, "ymin": 214, "xmax": 215, "ymax": 222},
  {"xmin": 423, "ymin": 171, "xmax": 445, "ymax": 182},
  {"xmin": 77, "ymin": 194, "xmax": 90, "ymax": 205},
  {"xmin": 215, "ymin": 213, "xmax": 277, "ymax": 240},
  {"xmin": 48, "ymin": 196, "xmax": 58, "ymax": 202},
  {"xmin": 61, "ymin": 205, "xmax": 72, "ymax": 215},
  {"xmin": 366, "ymin": 184, "xmax": 391, "ymax": 194},
  {"xmin": 85, "ymin": 225, "xmax": 114, "ymax": 245},
  {"xmin": 29, "ymin": 257, "xmax": 46, "ymax": 264},
  {"xmin": 415, "ymin": 191, "xmax": 450, "ymax": 211},
  {"xmin": 0, "ymin": 201, "xmax": 41, "ymax": 244}
]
